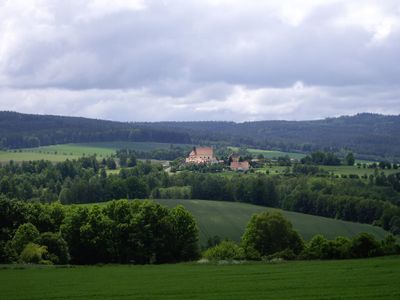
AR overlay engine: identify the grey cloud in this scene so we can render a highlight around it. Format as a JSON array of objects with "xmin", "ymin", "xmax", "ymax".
[
  {"xmin": 0, "ymin": 83, "xmax": 399, "ymax": 122},
  {"xmin": 0, "ymin": 0, "xmax": 400, "ymax": 121}
]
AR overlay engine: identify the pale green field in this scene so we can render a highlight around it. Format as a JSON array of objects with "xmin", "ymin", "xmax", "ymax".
[
  {"xmin": 320, "ymin": 165, "xmax": 399, "ymax": 176},
  {"xmin": 0, "ymin": 150, "xmax": 80, "ymax": 163},
  {"xmin": 254, "ymin": 165, "xmax": 398, "ymax": 177},
  {"xmin": 0, "ymin": 142, "xmax": 191, "ymax": 163},
  {"xmin": 228, "ymin": 146, "xmax": 306, "ymax": 160}
]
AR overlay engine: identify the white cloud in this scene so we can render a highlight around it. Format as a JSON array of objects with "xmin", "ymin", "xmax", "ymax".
[{"xmin": 333, "ymin": 1, "xmax": 400, "ymax": 43}]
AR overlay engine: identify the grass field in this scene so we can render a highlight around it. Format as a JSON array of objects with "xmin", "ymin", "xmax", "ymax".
[
  {"xmin": 0, "ymin": 142, "xmax": 191, "ymax": 163},
  {"xmin": 228, "ymin": 146, "xmax": 306, "ymax": 160},
  {"xmin": 0, "ymin": 150, "xmax": 81, "ymax": 163},
  {"xmin": 154, "ymin": 199, "xmax": 389, "ymax": 245},
  {"xmin": 253, "ymin": 165, "xmax": 398, "ymax": 177},
  {"xmin": 1, "ymin": 256, "xmax": 399, "ymax": 299},
  {"xmin": 320, "ymin": 165, "xmax": 399, "ymax": 176}
]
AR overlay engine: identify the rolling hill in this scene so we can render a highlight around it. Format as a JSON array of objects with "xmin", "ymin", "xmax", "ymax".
[
  {"xmin": 155, "ymin": 199, "xmax": 389, "ymax": 245},
  {"xmin": 1, "ymin": 111, "xmax": 400, "ymax": 160},
  {"xmin": 138, "ymin": 113, "xmax": 400, "ymax": 160}
]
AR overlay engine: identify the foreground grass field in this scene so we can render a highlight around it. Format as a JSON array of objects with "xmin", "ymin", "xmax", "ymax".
[
  {"xmin": 1, "ymin": 256, "xmax": 399, "ymax": 299},
  {"xmin": 154, "ymin": 199, "xmax": 388, "ymax": 245}
]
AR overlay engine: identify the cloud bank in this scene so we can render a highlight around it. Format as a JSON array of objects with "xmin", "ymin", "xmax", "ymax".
[{"xmin": 0, "ymin": 0, "xmax": 399, "ymax": 121}]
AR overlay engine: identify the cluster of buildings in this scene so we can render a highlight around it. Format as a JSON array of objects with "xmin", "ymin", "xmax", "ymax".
[{"xmin": 185, "ymin": 146, "xmax": 250, "ymax": 171}]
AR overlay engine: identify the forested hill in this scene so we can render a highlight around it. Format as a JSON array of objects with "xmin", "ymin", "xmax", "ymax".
[
  {"xmin": 137, "ymin": 113, "xmax": 400, "ymax": 160},
  {"xmin": 1, "ymin": 111, "xmax": 400, "ymax": 160},
  {"xmin": 0, "ymin": 111, "xmax": 191, "ymax": 148}
]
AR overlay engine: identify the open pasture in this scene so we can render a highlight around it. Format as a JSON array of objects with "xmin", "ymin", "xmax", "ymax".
[
  {"xmin": 320, "ymin": 165, "xmax": 399, "ymax": 176},
  {"xmin": 254, "ymin": 165, "xmax": 398, "ymax": 177},
  {"xmin": 0, "ymin": 150, "xmax": 80, "ymax": 163},
  {"xmin": 0, "ymin": 142, "xmax": 191, "ymax": 163},
  {"xmin": 228, "ymin": 146, "xmax": 306, "ymax": 160}
]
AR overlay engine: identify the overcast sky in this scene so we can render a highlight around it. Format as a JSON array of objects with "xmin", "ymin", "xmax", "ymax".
[{"xmin": 0, "ymin": 0, "xmax": 399, "ymax": 122}]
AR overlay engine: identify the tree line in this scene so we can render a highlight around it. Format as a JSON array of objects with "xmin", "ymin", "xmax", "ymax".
[
  {"xmin": 116, "ymin": 146, "xmax": 190, "ymax": 163},
  {"xmin": 0, "ymin": 198, "xmax": 198, "ymax": 265}
]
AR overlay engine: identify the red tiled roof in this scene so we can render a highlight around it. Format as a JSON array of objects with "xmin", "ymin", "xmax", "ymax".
[
  {"xmin": 193, "ymin": 147, "xmax": 213, "ymax": 156},
  {"xmin": 230, "ymin": 161, "xmax": 250, "ymax": 171}
]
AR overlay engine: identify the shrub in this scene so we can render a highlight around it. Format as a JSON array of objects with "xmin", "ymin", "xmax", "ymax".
[
  {"xmin": 11, "ymin": 223, "xmax": 40, "ymax": 255},
  {"xmin": 325, "ymin": 237, "xmax": 352, "ymax": 259},
  {"xmin": 241, "ymin": 212, "xmax": 304, "ymax": 259},
  {"xmin": 203, "ymin": 240, "xmax": 245, "ymax": 261},
  {"xmin": 20, "ymin": 243, "xmax": 50, "ymax": 264},
  {"xmin": 350, "ymin": 233, "xmax": 383, "ymax": 258},
  {"xmin": 381, "ymin": 235, "xmax": 400, "ymax": 255},
  {"xmin": 153, "ymin": 186, "xmax": 192, "ymax": 199},
  {"xmin": 301, "ymin": 235, "xmax": 351, "ymax": 260},
  {"xmin": 39, "ymin": 232, "xmax": 70, "ymax": 264},
  {"xmin": 265, "ymin": 248, "xmax": 296, "ymax": 261},
  {"xmin": 301, "ymin": 235, "xmax": 329, "ymax": 259}
]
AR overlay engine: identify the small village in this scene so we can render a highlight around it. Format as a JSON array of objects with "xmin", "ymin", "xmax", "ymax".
[{"xmin": 185, "ymin": 146, "xmax": 250, "ymax": 172}]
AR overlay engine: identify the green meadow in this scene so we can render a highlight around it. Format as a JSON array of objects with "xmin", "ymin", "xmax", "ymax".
[
  {"xmin": 319, "ymin": 165, "xmax": 399, "ymax": 176},
  {"xmin": 255, "ymin": 164, "xmax": 397, "ymax": 177},
  {"xmin": 0, "ymin": 150, "xmax": 81, "ymax": 163},
  {"xmin": 0, "ymin": 142, "xmax": 191, "ymax": 163},
  {"xmin": 1, "ymin": 256, "xmax": 399, "ymax": 299},
  {"xmin": 228, "ymin": 146, "xmax": 306, "ymax": 160},
  {"xmin": 155, "ymin": 199, "xmax": 388, "ymax": 244}
]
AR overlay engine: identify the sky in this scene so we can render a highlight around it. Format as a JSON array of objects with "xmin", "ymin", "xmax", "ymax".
[{"xmin": 0, "ymin": 0, "xmax": 399, "ymax": 122}]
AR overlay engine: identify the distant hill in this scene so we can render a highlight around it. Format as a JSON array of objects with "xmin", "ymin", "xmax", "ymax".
[
  {"xmin": 137, "ymin": 113, "xmax": 400, "ymax": 160},
  {"xmin": 155, "ymin": 199, "xmax": 389, "ymax": 245},
  {"xmin": 1, "ymin": 111, "xmax": 399, "ymax": 159},
  {"xmin": 0, "ymin": 111, "xmax": 191, "ymax": 149}
]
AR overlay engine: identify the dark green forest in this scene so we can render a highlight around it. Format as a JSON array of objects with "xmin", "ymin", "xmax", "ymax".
[
  {"xmin": 0, "ymin": 111, "xmax": 191, "ymax": 149},
  {"xmin": 137, "ymin": 113, "xmax": 400, "ymax": 160},
  {"xmin": 1, "ymin": 111, "xmax": 400, "ymax": 160}
]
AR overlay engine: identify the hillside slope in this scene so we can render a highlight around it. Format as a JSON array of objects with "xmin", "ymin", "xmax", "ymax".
[{"xmin": 155, "ymin": 199, "xmax": 389, "ymax": 245}]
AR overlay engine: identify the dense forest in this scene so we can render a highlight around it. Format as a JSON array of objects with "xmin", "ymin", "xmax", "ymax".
[{"xmin": 1, "ymin": 111, "xmax": 400, "ymax": 160}]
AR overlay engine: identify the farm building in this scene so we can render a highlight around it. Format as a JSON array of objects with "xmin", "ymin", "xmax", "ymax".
[
  {"xmin": 185, "ymin": 147, "xmax": 217, "ymax": 164},
  {"xmin": 230, "ymin": 154, "xmax": 250, "ymax": 171}
]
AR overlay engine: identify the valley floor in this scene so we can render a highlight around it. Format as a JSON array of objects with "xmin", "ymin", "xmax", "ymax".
[{"xmin": 1, "ymin": 256, "xmax": 399, "ymax": 299}]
